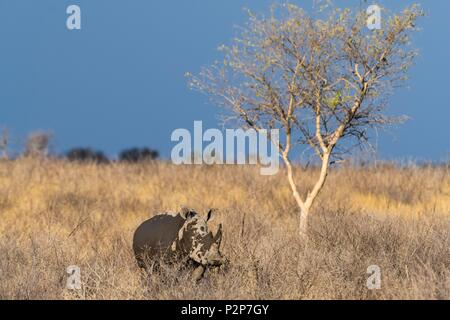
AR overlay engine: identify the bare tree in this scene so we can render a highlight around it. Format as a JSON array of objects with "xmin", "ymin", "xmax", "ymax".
[
  {"xmin": 0, "ymin": 128, "xmax": 8, "ymax": 160},
  {"xmin": 188, "ymin": 3, "xmax": 423, "ymax": 235},
  {"xmin": 24, "ymin": 131, "xmax": 53, "ymax": 158}
]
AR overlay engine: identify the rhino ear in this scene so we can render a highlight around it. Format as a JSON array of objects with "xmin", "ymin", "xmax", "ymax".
[
  {"xmin": 206, "ymin": 208, "xmax": 218, "ymax": 222},
  {"xmin": 213, "ymin": 224, "xmax": 223, "ymax": 247},
  {"xmin": 180, "ymin": 207, "xmax": 196, "ymax": 220}
]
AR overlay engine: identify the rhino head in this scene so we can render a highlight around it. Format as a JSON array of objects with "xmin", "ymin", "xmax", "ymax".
[{"xmin": 176, "ymin": 208, "xmax": 226, "ymax": 279}]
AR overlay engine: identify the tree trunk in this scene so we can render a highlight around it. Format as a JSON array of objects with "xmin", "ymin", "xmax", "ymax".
[
  {"xmin": 282, "ymin": 149, "xmax": 330, "ymax": 238},
  {"xmin": 299, "ymin": 207, "xmax": 309, "ymax": 237}
]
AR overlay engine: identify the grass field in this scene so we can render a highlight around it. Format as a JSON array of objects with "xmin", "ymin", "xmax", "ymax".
[{"xmin": 0, "ymin": 159, "xmax": 448, "ymax": 300}]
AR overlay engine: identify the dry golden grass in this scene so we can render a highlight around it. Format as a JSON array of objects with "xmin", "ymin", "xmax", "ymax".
[{"xmin": 0, "ymin": 159, "xmax": 449, "ymax": 300}]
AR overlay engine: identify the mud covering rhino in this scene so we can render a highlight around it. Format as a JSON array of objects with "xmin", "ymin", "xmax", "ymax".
[{"xmin": 133, "ymin": 207, "xmax": 226, "ymax": 281}]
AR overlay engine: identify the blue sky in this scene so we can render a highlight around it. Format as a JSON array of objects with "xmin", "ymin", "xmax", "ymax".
[{"xmin": 0, "ymin": 0, "xmax": 449, "ymax": 160}]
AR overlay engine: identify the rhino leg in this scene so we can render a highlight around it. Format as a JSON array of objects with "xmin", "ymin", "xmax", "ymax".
[{"xmin": 192, "ymin": 265, "xmax": 205, "ymax": 282}]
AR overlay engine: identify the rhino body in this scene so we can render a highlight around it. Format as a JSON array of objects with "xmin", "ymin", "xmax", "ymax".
[
  {"xmin": 133, "ymin": 208, "xmax": 225, "ymax": 280},
  {"xmin": 133, "ymin": 213, "xmax": 185, "ymax": 266}
]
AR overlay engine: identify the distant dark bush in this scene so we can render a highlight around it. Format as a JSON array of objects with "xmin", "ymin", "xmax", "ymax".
[
  {"xmin": 119, "ymin": 148, "xmax": 159, "ymax": 163},
  {"xmin": 66, "ymin": 148, "xmax": 109, "ymax": 164}
]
